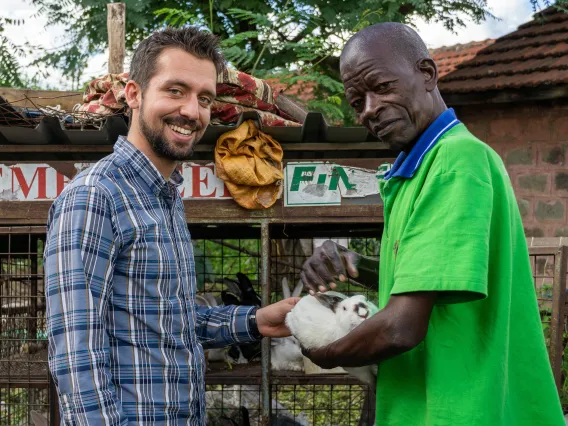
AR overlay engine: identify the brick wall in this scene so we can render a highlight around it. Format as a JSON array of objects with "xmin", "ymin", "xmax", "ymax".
[{"xmin": 453, "ymin": 99, "xmax": 568, "ymax": 238}]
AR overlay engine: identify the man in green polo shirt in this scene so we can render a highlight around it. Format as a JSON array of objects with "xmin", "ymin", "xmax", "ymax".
[{"xmin": 300, "ymin": 22, "xmax": 564, "ymax": 425}]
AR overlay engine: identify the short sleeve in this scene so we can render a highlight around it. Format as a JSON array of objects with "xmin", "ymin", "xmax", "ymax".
[{"xmin": 392, "ymin": 171, "xmax": 492, "ymax": 304}]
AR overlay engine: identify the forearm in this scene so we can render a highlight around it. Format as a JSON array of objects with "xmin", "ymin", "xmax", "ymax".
[
  {"xmin": 317, "ymin": 311, "xmax": 410, "ymax": 369},
  {"xmin": 195, "ymin": 304, "xmax": 259, "ymax": 349},
  {"xmin": 309, "ymin": 292, "xmax": 437, "ymax": 369}
]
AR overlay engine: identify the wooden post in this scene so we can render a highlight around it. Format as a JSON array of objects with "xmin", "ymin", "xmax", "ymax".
[{"xmin": 107, "ymin": 3, "xmax": 126, "ymax": 74}]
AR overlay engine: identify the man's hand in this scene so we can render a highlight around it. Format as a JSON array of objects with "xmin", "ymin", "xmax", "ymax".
[
  {"xmin": 300, "ymin": 240, "xmax": 360, "ymax": 295},
  {"xmin": 256, "ymin": 297, "xmax": 301, "ymax": 337},
  {"xmin": 301, "ymin": 345, "xmax": 337, "ymax": 370}
]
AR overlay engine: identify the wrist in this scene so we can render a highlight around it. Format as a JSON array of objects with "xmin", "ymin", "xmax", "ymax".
[{"xmin": 248, "ymin": 307, "xmax": 263, "ymax": 340}]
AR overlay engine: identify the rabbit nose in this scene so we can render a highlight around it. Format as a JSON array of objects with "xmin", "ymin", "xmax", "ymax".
[{"xmin": 355, "ymin": 303, "xmax": 369, "ymax": 318}]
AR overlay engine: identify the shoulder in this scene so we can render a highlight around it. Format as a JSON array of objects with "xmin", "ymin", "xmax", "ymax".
[
  {"xmin": 55, "ymin": 153, "xmax": 128, "ymax": 207},
  {"xmin": 429, "ymin": 123, "xmax": 505, "ymax": 184}
]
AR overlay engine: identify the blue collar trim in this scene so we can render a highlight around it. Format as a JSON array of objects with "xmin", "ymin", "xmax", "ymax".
[{"xmin": 383, "ymin": 108, "xmax": 460, "ymax": 180}]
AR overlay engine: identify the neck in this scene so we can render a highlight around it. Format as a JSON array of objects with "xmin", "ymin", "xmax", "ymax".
[
  {"xmin": 127, "ymin": 127, "xmax": 178, "ymax": 180},
  {"xmin": 402, "ymin": 90, "xmax": 447, "ymax": 154}
]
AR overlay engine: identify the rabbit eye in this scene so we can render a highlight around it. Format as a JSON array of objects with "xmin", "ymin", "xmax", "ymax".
[{"xmin": 343, "ymin": 306, "xmax": 346, "ymax": 311}]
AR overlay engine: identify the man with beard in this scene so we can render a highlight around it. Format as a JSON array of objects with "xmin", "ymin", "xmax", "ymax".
[
  {"xmin": 44, "ymin": 27, "xmax": 299, "ymax": 425},
  {"xmin": 299, "ymin": 23, "xmax": 564, "ymax": 425}
]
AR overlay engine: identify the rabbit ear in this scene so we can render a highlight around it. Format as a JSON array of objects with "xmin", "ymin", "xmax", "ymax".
[
  {"xmin": 195, "ymin": 295, "xmax": 211, "ymax": 307},
  {"xmin": 30, "ymin": 411, "xmax": 48, "ymax": 426},
  {"xmin": 223, "ymin": 278, "xmax": 242, "ymax": 297},
  {"xmin": 291, "ymin": 280, "xmax": 303, "ymax": 297},
  {"xmin": 282, "ymin": 277, "xmax": 291, "ymax": 298},
  {"xmin": 240, "ymin": 406, "xmax": 251, "ymax": 426},
  {"xmin": 314, "ymin": 293, "xmax": 343, "ymax": 312},
  {"xmin": 221, "ymin": 290, "xmax": 241, "ymax": 306},
  {"xmin": 203, "ymin": 293, "xmax": 218, "ymax": 307},
  {"xmin": 236, "ymin": 273, "xmax": 253, "ymax": 292}
]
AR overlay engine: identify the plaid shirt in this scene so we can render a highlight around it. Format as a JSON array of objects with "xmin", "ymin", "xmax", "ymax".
[{"xmin": 44, "ymin": 137, "xmax": 258, "ymax": 425}]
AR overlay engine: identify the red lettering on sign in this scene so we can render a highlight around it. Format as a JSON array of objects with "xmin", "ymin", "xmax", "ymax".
[
  {"xmin": 192, "ymin": 166, "xmax": 217, "ymax": 198},
  {"xmin": 12, "ymin": 166, "xmax": 48, "ymax": 200},
  {"xmin": 56, "ymin": 172, "xmax": 70, "ymax": 196}
]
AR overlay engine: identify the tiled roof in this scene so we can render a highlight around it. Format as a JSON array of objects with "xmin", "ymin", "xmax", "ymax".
[
  {"xmin": 438, "ymin": 7, "xmax": 568, "ymax": 93},
  {"xmin": 430, "ymin": 39, "xmax": 495, "ymax": 78}
]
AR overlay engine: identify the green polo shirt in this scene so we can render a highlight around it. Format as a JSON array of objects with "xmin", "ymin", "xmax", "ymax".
[{"xmin": 376, "ymin": 111, "xmax": 563, "ymax": 425}]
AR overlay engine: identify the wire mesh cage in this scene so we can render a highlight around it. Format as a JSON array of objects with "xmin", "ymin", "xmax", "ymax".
[
  {"xmin": 0, "ymin": 229, "xmax": 50, "ymax": 426},
  {"xmin": 193, "ymin": 229, "xmax": 380, "ymax": 426},
  {"xmin": 0, "ymin": 226, "xmax": 380, "ymax": 425},
  {"xmin": 4, "ymin": 224, "xmax": 566, "ymax": 424},
  {"xmin": 527, "ymin": 245, "xmax": 568, "ymax": 406}
]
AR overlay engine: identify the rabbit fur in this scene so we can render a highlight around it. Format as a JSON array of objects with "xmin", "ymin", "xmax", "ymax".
[
  {"xmin": 271, "ymin": 277, "xmax": 304, "ymax": 372},
  {"xmin": 286, "ymin": 292, "xmax": 378, "ymax": 389}
]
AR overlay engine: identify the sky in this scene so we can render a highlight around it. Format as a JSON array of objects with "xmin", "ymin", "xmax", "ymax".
[{"xmin": 1, "ymin": 0, "xmax": 538, "ymax": 90}]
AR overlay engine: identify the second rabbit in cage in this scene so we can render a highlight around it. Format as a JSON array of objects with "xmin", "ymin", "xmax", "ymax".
[{"xmin": 270, "ymin": 277, "xmax": 304, "ymax": 372}]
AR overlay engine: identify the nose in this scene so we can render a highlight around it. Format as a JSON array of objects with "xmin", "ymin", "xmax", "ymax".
[
  {"xmin": 360, "ymin": 92, "xmax": 384, "ymax": 123},
  {"xmin": 179, "ymin": 94, "xmax": 200, "ymax": 121}
]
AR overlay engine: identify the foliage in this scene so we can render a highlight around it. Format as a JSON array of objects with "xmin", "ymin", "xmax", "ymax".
[
  {"xmin": 0, "ymin": 17, "xmax": 25, "ymax": 87},
  {"xmin": 531, "ymin": 0, "xmax": 568, "ymax": 12},
  {"xmin": 28, "ymin": 0, "xmax": 495, "ymax": 123}
]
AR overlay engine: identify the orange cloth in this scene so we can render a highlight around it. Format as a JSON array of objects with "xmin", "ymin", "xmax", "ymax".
[{"xmin": 215, "ymin": 120, "xmax": 283, "ymax": 209}]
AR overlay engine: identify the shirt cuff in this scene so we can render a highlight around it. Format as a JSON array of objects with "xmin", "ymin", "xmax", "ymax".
[{"xmin": 232, "ymin": 306, "xmax": 261, "ymax": 343}]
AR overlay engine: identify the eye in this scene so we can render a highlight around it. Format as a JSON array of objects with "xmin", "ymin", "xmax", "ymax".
[
  {"xmin": 168, "ymin": 88, "xmax": 182, "ymax": 96},
  {"xmin": 350, "ymin": 99, "xmax": 363, "ymax": 111},
  {"xmin": 375, "ymin": 81, "xmax": 393, "ymax": 93},
  {"xmin": 199, "ymin": 96, "xmax": 213, "ymax": 106},
  {"xmin": 343, "ymin": 306, "xmax": 346, "ymax": 311}
]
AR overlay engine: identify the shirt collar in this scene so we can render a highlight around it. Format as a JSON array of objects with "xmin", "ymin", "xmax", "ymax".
[
  {"xmin": 383, "ymin": 108, "xmax": 461, "ymax": 180},
  {"xmin": 113, "ymin": 136, "xmax": 184, "ymax": 197}
]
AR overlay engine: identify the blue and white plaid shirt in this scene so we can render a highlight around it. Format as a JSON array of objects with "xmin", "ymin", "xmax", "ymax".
[{"xmin": 44, "ymin": 136, "xmax": 258, "ymax": 425}]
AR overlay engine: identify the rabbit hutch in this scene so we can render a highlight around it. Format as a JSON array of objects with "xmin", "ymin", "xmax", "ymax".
[{"xmin": 0, "ymin": 85, "xmax": 567, "ymax": 426}]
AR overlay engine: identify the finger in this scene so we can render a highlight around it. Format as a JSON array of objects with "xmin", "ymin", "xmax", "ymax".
[
  {"xmin": 344, "ymin": 252, "xmax": 359, "ymax": 278},
  {"xmin": 302, "ymin": 265, "xmax": 326, "ymax": 293},
  {"xmin": 300, "ymin": 271, "xmax": 317, "ymax": 295},
  {"xmin": 322, "ymin": 244, "xmax": 347, "ymax": 282}
]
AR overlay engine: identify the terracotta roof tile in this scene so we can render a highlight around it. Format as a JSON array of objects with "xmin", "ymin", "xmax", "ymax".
[
  {"xmin": 439, "ymin": 7, "xmax": 568, "ymax": 93},
  {"xmin": 430, "ymin": 39, "xmax": 495, "ymax": 77}
]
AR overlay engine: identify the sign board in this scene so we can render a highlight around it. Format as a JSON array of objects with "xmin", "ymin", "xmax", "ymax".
[
  {"xmin": 0, "ymin": 163, "xmax": 231, "ymax": 201},
  {"xmin": 284, "ymin": 162, "xmax": 391, "ymax": 207},
  {"xmin": 0, "ymin": 161, "xmax": 391, "ymax": 204}
]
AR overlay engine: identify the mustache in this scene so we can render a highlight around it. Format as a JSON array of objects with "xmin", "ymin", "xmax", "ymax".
[{"xmin": 164, "ymin": 116, "xmax": 200, "ymax": 130}]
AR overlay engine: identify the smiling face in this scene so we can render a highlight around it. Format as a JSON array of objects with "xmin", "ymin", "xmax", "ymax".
[
  {"xmin": 340, "ymin": 41, "xmax": 438, "ymax": 152},
  {"xmin": 127, "ymin": 47, "xmax": 217, "ymax": 162}
]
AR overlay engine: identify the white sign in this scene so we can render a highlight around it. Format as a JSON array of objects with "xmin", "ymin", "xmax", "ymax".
[
  {"xmin": 284, "ymin": 162, "xmax": 391, "ymax": 207},
  {"xmin": 0, "ymin": 163, "xmax": 232, "ymax": 201}
]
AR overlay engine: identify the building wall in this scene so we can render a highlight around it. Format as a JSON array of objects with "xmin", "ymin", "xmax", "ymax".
[{"xmin": 453, "ymin": 99, "xmax": 568, "ymax": 238}]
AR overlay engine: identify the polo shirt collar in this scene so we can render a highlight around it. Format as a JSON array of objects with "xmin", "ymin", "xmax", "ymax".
[{"xmin": 383, "ymin": 108, "xmax": 460, "ymax": 180}]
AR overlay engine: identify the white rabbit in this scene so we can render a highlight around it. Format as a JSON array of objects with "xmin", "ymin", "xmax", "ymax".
[
  {"xmin": 271, "ymin": 277, "xmax": 304, "ymax": 372},
  {"xmin": 285, "ymin": 292, "xmax": 378, "ymax": 389},
  {"xmin": 30, "ymin": 410, "xmax": 48, "ymax": 426}
]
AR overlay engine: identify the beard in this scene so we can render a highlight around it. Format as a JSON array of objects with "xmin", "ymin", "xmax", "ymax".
[{"xmin": 138, "ymin": 103, "xmax": 201, "ymax": 161}]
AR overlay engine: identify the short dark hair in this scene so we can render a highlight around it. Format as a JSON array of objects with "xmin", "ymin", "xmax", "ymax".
[{"xmin": 129, "ymin": 26, "xmax": 225, "ymax": 89}]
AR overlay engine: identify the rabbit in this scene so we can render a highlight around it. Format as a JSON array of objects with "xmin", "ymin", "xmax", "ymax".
[
  {"xmin": 271, "ymin": 277, "xmax": 304, "ymax": 372},
  {"xmin": 224, "ymin": 273, "xmax": 262, "ymax": 306},
  {"xmin": 215, "ymin": 274, "xmax": 264, "ymax": 366},
  {"xmin": 30, "ymin": 410, "xmax": 48, "ymax": 426},
  {"xmin": 285, "ymin": 292, "xmax": 378, "ymax": 389}
]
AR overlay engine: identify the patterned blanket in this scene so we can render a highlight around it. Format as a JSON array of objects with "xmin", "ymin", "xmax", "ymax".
[{"xmin": 77, "ymin": 68, "xmax": 301, "ymax": 127}]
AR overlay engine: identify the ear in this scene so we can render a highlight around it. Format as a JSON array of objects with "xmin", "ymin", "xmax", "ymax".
[
  {"xmin": 314, "ymin": 293, "xmax": 343, "ymax": 312},
  {"xmin": 124, "ymin": 80, "xmax": 142, "ymax": 110},
  {"xmin": 282, "ymin": 277, "xmax": 291, "ymax": 298},
  {"xmin": 417, "ymin": 58, "xmax": 438, "ymax": 92},
  {"xmin": 292, "ymin": 280, "xmax": 304, "ymax": 298}
]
